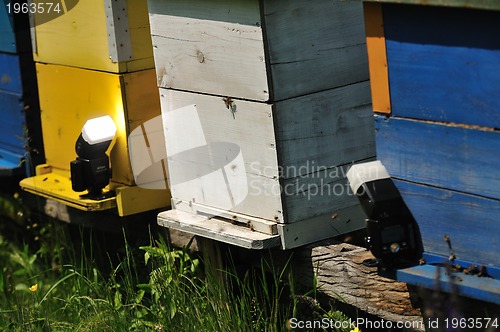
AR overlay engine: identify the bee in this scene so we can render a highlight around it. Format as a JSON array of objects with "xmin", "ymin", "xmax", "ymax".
[{"xmin": 222, "ymin": 97, "xmax": 237, "ymax": 119}]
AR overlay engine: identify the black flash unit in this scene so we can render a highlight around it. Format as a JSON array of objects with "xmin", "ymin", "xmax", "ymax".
[{"xmin": 347, "ymin": 161, "xmax": 422, "ymax": 266}]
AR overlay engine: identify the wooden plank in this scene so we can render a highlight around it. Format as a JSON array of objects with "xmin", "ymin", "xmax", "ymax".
[
  {"xmin": 32, "ymin": 0, "xmax": 153, "ymax": 72},
  {"xmin": 0, "ymin": 91, "xmax": 25, "ymax": 154},
  {"xmin": 115, "ymin": 185, "xmax": 169, "ymax": 217},
  {"xmin": 19, "ymin": 169, "xmax": 169, "ymax": 216},
  {"xmin": 173, "ymin": 200, "xmax": 278, "ymax": 235},
  {"xmin": 0, "ymin": 1, "xmax": 31, "ymax": 53},
  {"xmin": 393, "ymin": 179, "xmax": 500, "ymax": 268},
  {"xmin": 375, "ymin": 116, "xmax": 500, "ymax": 200},
  {"xmin": 398, "ymin": 265, "xmax": 500, "ymax": 304},
  {"xmin": 157, "ymin": 209, "xmax": 281, "ymax": 249},
  {"xmin": 160, "ymin": 88, "xmax": 283, "ymax": 222},
  {"xmin": 36, "ymin": 64, "xmax": 160, "ymax": 186},
  {"xmin": 0, "ymin": 147, "xmax": 24, "ymax": 175},
  {"xmin": 282, "ymin": 162, "xmax": 372, "ymax": 223},
  {"xmin": 122, "ymin": 69, "xmax": 162, "ymax": 133},
  {"xmin": 383, "ymin": 4, "xmax": 500, "ymax": 128},
  {"xmin": 19, "ymin": 172, "xmax": 117, "ymax": 212},
  {"xmin": 148, "ymin": 0, "xmax": 268, "ymax": 101},
  {"xmin": 0, "ymin": 53, "xmax": 22, "ymax": 94},
  {"xmin": 292, "ymin": 240, "xmax": 424, "ymax": 326},
  {"xmin": 279, "ymin": 205, "xmax": 366, "ymax": 249},
  {"xmin": 263, "ymin": 0, "xmax": 369, "ymax": 101},
  {"xmin": 0, "ymin": 2, "xmax": 16, "ymax": 53},
  {"xmin": 363, "ymin": 2, "xmax": 391, "ymax": 114},
  {"xmin": 274, "ymin": 81, "xmax": 375, "ymax": 174},
  {"xmin": 365, "ymin": 0, "xmax": 500, "ymax": 11}
]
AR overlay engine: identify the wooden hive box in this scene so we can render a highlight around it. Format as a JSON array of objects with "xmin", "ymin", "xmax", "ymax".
[
  {"xmin": 0, "ymin": 0, "xmax": 32, "ymax": 53},
  {"xmin": 363, "ymin": 0, "xmax": 500, "ymax": 302},
  {"xmin": 0, "ymin": 1, "xmax": 44, "ymax": 176},
  {"xmin": 20, "ymin": 63, "xmax": 170, "ymax": 216},
  {"xmin": 151, "ymin": 0, "xmax": 376, "ymax": 249},
  {"xmin": 0, "ymin": 52, "xmax": 44, "ymax": 176},
  {"xmin": 30, "ymin": 0, "xmax": 154, "ymax": 72}
]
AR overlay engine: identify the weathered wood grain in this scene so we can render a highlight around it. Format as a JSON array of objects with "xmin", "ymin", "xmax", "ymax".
[
  {"xmin": 393, "ymin": 179, "xmax": 500, "ymax": 268},
  {"xmin": 149, "ymin": 0, "xmax": 368, "ymax": 102},
  {"xmin": 293, "ymin": 240, "xmax": 424, "ymax": 327},
  {"xmin": 278, "ymin": 205, "xmax": 366, "ymax": 249},
  {"xmin": 274, "ymin": 81, "xmax": 375, "ymax": 175},
  {"xmin": 149, "ymin": 0, "xmax": 268, "ymax": 101},
  {"xmin": 281, "ymin": 162, "xmax": 369, "ymax": 224},
  {"xmin": 263, "ymin": 0, "xmax": 369, "ymax": 101},
  {"xmin": 383, "ymin": 4, "xmax": 500, "ymax": 128},
  {"xmin": 158, "ymin": 209, "xmax": 280, "ymax": 249},
  {"xmin": 375, "ymin": 115, "xmax": 500, "ymax": 200},
  {"xmin": 160, "ymin": 88, "xmax": 283, "ymax": 222}
]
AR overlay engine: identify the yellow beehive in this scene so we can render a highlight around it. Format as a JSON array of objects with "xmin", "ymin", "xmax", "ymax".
[
  {"xmin": 20, "ymin": 63, "xmax": 169, "ymax": 215},
  {"xmin": 31, "ymin": 0, "xmax": 153, "ymax": 72}
]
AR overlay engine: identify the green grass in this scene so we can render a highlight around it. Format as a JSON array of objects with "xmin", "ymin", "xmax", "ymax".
[{"xmin": 0, "ymin": 211, "xmax": 353, "ymax": 332}]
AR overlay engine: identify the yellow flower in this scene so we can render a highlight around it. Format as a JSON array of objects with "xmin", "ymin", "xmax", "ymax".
[
  {"xmin": 350, "ymin": 327, "xmax": 361, "ymax": 332},
  {"xmin": 29, "ymin": 284, "xmax": 38, "ymax": 292}
]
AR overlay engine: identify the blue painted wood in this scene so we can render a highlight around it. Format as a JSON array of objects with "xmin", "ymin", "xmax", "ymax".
[
  {"xmin": 0, "ymin": 91, "xmax": 26, "ymax": 155},
  {"xmin": 0, "ymin": 147, "xmax": 24, "ymax": 175},
  {"xmin": 383, "ymin": 4, "xmax": 500, "ymax": 128},
  {"xmin": 423, "ymin": 253, "xmax": 500, "ymax": 280},
  {"xmin": 397, "ymin": 265, "xmax": 500, "ymax": 304},
  {"xmin": 0, "ymin": 52, "xmax": 22, "ymax": 94},
  {"xmin": 0, "ymin": 1, "xmax": 31, "ymax": 54},
  {"xmin": 0, "ymin": 1, "xmax": 16, "ymax": 53},
  {"xmin": 375, "ymin": 116, "xmax": 500, "ymax": 200},
  {"xmin": 393, "ymin": 179, "xmax": 500, "ymax": 268}
]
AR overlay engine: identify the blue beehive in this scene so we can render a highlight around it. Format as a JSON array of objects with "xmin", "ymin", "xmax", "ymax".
[
  {"xmin": 0, "ymin": 1, "xmax": 44, "ymax": 176},
  {"xmin": 362, "ymin": 0, "xmax": 500, "ymax": 303}
]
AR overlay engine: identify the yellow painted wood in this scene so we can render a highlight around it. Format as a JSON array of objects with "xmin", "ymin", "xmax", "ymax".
[
  {"xmin": 364, "ymin": 2, "xmax": 391, "ymax": 114},
  {"xmin": 122, "ymin": 70, "xmax": 162, "ymax": 133},
  {"xmin": 20, "ymin": 172, "xmax": 117, "ymax": 212},
  {"xmin": 20, "ymin": 171, "xmax": 170, "ymax": 215},
  {"xmin": 115, "ymin": 185, "xmax": 170, "ymax": 217},
  {"xmin": 36, "ymin": 63, "xmax": 161, "ymax": 187},
  {"xmin": 30, "ymin": 63, "xmax": 170, "ymax": 215},
  {"xmin": 32, "ymin": 0, "xmax": 153, "ymax": 72}
]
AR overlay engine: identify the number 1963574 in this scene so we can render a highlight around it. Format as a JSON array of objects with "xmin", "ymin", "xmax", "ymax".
[{"xmin": 6, "ymin": 2, "xmax": 62, "ymax": 14}]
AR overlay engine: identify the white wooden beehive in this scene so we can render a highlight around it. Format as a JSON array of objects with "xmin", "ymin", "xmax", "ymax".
[{"xmin": 150, "ymin": 0, "xmax": 375, "ymax": 249}]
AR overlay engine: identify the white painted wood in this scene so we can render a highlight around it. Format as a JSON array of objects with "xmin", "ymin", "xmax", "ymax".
[
  {"xmin": 282, "ymin": 161, "xmax": 374, "ymax": 223},
  {"xmin": 278, "ymin": 204, "xmax": 366, "ymax": 249},
  {"xmin": 160, "ymin": 89, "xmax": 284, "ymax": 222},
  {"xmin": 157, "ymin": 210, "xmax": 281, "ymax": 249},
  {"xmin": 262, "ymin": 0, "xmax": 369, "ymax": 101},
  {"xmin": 173, "ymin": 200, "xmax": 278, "ymax": 235},
  {"xmin": 148, "ymin": 0, "xmax": 374, "ymax": 248},
  {"xmin": 148, "ymin": 0, "xmax": 368, "ymax": 102},
  {"xmin": 149, "ymin": 0, "xmax": 268, "ymax": 101},
  {"xmin": 274, "ymin": 81, "xmax": 375, "ymax": 173}
]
